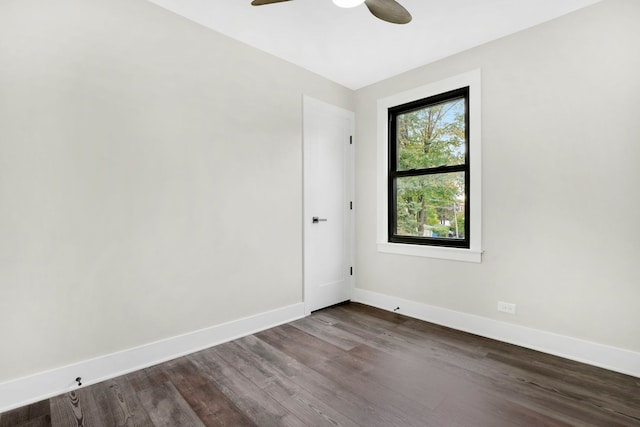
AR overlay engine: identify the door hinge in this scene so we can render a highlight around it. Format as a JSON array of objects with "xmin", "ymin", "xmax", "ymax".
[
  {"xmin": 350, "ymin": 201, "xmax": 353, "ymax": 210},
  {"xmin": 349, "ymin": 135, "xmax": 353, "ymax": 145},
  {"xmin": 350, "ymin": 266, "xmax": 353, "ymax": 276}
]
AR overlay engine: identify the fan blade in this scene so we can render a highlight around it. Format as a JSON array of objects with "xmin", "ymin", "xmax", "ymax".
[
  {"xmin": 251, "ymin": 0, "xmax": 292, "ymax": 5},
  {"xmin": 364, "ymin": 0, "xmax": 412, "ymax": 24}
]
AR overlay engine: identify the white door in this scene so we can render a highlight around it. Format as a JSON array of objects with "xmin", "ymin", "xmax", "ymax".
[{"xmin": 303, "ymin": 96, "xmax": 354, "ymax": 314}]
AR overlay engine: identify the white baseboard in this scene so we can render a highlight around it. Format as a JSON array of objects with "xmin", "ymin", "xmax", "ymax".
[
  {"xmin": 352, "ymin": 288, "xmax": 640, "ymax": 378},
  {"xmin": 0, "ymin": 302, "xmax": 305, "ymax": 413}
]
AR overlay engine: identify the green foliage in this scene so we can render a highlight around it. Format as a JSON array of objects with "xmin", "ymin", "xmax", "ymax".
[
  {"xmin": 394, "ymin": 98, "xmax": 466, "ymax": 239},
  {"xmin": 396, "ymin": 99, "xmax": 465, "ymax": 170}
]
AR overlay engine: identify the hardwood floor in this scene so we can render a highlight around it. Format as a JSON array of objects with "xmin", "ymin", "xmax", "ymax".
[{"xmin": 1, "ymin": 303, "xmax": 638, "ymax": 426}]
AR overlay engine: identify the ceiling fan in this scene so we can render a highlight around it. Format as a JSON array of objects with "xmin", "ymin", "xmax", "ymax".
[{"xmin": 251, "ymin": 0, "xmax": 412, "ymax": 25}]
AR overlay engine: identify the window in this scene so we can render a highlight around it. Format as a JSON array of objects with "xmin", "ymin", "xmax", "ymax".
[
  {"xmin": 376, "ymin": 70, "xmax": 482, "ymax": 262},
  {"xmin": 388, "ymin": 87, "xmax": 469, "ymax": 248}
]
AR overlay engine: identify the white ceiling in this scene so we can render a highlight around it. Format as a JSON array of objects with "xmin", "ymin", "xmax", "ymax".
[{"xmin": 147, "ymin": 0, "xmax": 601, "ymax": 90}]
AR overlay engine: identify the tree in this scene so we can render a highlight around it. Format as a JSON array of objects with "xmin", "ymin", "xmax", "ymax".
[{"xmin": 395, "ymin": 98, "xmax": 466, "ymax": 239}]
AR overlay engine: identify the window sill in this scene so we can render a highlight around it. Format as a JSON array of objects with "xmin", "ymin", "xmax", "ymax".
[{"xmin": 377, "ymin": 242, "xmax": 482, "ymax": 263}]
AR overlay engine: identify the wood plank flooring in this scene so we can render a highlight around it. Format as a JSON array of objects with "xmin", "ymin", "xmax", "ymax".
[{"xmin": 1, "ymin": 303, "xmax": 638, "ymax": 426}]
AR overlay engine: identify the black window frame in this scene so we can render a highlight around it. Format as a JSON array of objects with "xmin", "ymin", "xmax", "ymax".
[{"xmin": 388, "ymin": 86, "xmax": 470, "ymax": 249}]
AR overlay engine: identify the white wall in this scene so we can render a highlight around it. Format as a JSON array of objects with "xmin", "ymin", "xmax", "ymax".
[
  {"xmin": 355, "ymin": 0, "xmax": 640, "ymax": 353},
  {"xmin": 0, "ymin": 0, "xmax": 352, "ymax": 382}
]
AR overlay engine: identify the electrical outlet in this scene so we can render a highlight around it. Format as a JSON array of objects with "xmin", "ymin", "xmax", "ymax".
[{"xmin": 497, "ymin": 301, "xmax": 516, "ymax": 315}]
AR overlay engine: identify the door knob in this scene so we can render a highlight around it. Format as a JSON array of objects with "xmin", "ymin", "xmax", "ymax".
[{"xmin": 312, "ymin": 216, "xmax": 328, "ymax": 224}]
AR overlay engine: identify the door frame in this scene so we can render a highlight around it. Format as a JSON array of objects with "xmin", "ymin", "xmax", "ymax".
[{"xmin": 302, "ymin": 95, "xmax": 355, "ymax": 316}]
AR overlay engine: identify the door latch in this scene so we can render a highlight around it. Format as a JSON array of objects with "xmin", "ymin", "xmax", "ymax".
[{"xmin": 312, "ymin": 216, "xmax": 328, "ymax": 224}]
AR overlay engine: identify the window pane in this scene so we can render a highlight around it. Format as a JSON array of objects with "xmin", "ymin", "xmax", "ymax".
[
  {"xmin": 396, "ymin": 98, "xmax": 465, "ymax": 171},
  {"xmin": 395, "ymin": 172, "xmax": 465, "ymax": 240}
]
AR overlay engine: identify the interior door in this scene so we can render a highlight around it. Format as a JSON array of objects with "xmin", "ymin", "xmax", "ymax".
[{"xmin": 303, "ymin": 96, "xmax": 354, "ymax": 314}]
